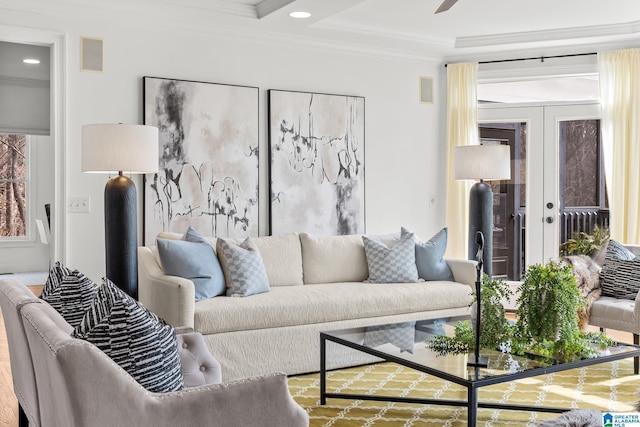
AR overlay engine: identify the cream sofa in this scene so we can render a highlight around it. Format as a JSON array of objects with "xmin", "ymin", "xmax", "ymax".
[{"xmin": 138, "ymin": 232, "xmax": 477, "ymax": 381}]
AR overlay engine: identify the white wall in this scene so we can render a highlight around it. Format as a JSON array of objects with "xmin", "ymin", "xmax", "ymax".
[{"xmin": 0, "ymin": 13, "xmax": 448, "ymax": 282}]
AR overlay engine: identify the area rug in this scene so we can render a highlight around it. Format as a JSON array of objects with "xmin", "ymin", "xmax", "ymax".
[{"xmin": 289, "ymin": 360, "xmax": 640, "ymax": 426}]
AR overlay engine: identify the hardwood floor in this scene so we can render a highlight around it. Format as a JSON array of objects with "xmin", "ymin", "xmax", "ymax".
[{"xmin": 0, "ymin": 295, "xmax": 633, "ymax": 427}]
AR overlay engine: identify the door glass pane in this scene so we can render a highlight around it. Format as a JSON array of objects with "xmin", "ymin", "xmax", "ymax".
[
  {"xmin": 558, "ymin": 119, "xmax": 608, "ymax": 247},
  {"xmin": 0, "ymin": 134, "xmax": 28, "ymax": 238},
  {"xmin": 479, "ymin": 123, "xmax": 527, "ymax": 281}
]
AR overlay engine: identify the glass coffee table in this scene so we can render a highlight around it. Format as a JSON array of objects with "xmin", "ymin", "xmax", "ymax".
[{"xmin": 320, "ymin": 317, "xmax": 640, "ymax": 426}]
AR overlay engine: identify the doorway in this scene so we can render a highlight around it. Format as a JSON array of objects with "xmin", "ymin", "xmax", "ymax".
[
  {"xmin": 479, "ymin": 103, "xmax": 605, "ymax": 279},
  {"xmin": 0, "ymin": 25, "xmax": 66, "ymax": 273}
]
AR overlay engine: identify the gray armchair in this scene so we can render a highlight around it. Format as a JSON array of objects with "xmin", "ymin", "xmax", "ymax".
[
  {"xmin": 0, "ymin": 279, "xmax": 41, "ymax": 427},
  {"xmin": 1, "ymin": 279, "xmax": 309, "ymax": 427},
  {"xmin": 589, "ymin": 244, "xmax": 640, "ymax": 374}
]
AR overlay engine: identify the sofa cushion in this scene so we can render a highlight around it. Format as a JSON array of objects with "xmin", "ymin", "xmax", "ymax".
[
  {"xmin": 404, "ymin": 227, "xmax": 455, "ymax": 282},
  {"xmin": 300, "ymin": 233, "xmax": 369, "ymax": 284},
  {"xmin": 217, "ymin": 237, "xmax": 270, "ymax": 297},
  {"xmin": 40, "ymin": 262, "xmax": 100, "ymax": 328},
  {"xmin": 72, "ymin": 279, "xmax": 184, "ymax": 393},
  {"xmin": 193, "ymin": 281, "xmax": 473, "ymax": 335},
  {"xmin": 251, "ymin": 233, "xmax": 303, "ymax": 286},
  {"xmin": 363, "ymin": 231, "xmax": 419, "ymax": 283},
  {"xmin": 157, "ymin": 236, "xmax": 225, "ymax": 301}
]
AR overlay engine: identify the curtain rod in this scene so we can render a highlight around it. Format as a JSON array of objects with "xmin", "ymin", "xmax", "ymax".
[{"xmin": 445, "ymin": 52, "xmax": 597, "ymax": 67}]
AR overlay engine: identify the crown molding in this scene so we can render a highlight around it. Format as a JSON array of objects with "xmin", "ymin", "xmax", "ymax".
[
  {"xmin": 162, "ymin": 0, "xmax": 257, "ymax": 18},
  {"xmin": 256, "ymin": 0, "xmax": 295, "ymax": 19},
  {"xmin": 456, "ymin": 20, "xmax": 640, "ymax": 48},
  {"xmin": 315, "ymin": 17, "xmax": 453, "ymax": 50}
]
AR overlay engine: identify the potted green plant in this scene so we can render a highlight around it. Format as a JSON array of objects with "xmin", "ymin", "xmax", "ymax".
[
  {"xmin": 428, "ymin": 274, "xmax": 513, "ymax": 355},
  {"xmin": 428, "ymin": 264, "xmax": 613, "ymax": 361},
  {"xmin": 513, "ymin": 262, "xmax": 590, "ymax": 359},
  {"xmin": 559, "ymin": 225, "xmax": 610, "ymax": 265}
]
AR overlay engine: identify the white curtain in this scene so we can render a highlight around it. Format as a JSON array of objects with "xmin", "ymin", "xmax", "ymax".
[
  {"xmin": 598, "ymin": 49, "xmax": 640, "ymax": 244},
  {"xmin": 445, "ymin": 62, "xmax": 478, "ymax": 259}
]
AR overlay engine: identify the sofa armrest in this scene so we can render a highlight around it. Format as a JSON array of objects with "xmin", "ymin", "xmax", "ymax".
[
  {"xmin": 445, "ymin": 259, "xmax": 477, "ymax": 288},
  {"xmin": 138, "ymin": 246, "xmax": 195, "ymax": 329}
]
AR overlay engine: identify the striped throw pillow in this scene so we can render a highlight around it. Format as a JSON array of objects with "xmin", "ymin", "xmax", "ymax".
[
  {"xmin": 600, "ymin": 258, "xmax": 640, "ymax": 300},
  {"xmin": 73, "ymin": 279, "xmax": 183, "ymax": 392},
  {"xmin": 40, "ymin": 262, "xmax": 99, "ymax": 328},
  {"xmin": 600, "ymin": 240, "xmax": 638, "ymax": 299}
]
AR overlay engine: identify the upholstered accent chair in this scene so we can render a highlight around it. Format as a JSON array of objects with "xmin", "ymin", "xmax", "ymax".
[
  {"xmin": 589, "ymin": 244, "xmax": 640, "ymax": 374},
  {"xmin": 1, "ymin": 279, "xmax": 309, "ymax": 427},
  {"xmin": 0, "ymin": 279, "xmax": 42, "ymax": 427}
]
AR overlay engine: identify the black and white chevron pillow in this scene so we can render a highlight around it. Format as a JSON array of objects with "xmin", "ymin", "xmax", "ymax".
[
  {"xmin": 40, "ymin": 262, "xmax": 99, "ymax": 328},
  {"xmin": 600, "ymin": 258, "xmax": 640, "ymax": 300},
  {"xmin": 73, "ymin": 279, "xmax": 183, "ymax": 393},
  {"xmin": 600, "ymin": 240, "xmax": 638, "ymax": 299}
]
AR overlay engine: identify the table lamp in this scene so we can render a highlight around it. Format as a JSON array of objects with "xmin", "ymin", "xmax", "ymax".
[
  {"xmin": 81, "ymin": 124, "xmax": 158, "ymax": 299},
  {"xmin": 454, "ymin": 144, "xmax": 511, "ymax": 277}
]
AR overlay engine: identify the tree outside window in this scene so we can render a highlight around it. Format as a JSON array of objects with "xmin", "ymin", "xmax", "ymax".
[{"xmin": 0, "ymin": 134, "xmax": 27, "ymax": 238}]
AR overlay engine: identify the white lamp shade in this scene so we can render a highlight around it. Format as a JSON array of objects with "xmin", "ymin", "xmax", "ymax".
[
  {"xmin": 81, "ymin": 124, "xmax": 159, "ymax": 174},
  {"xmin": 454, "ymin": 144, "xmax": 511, "ymax": 181}
]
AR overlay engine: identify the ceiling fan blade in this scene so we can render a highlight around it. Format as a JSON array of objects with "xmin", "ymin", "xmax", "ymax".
[{"xmin": 435, "ymin": 0, "xmax": 459, "ymax": 14}]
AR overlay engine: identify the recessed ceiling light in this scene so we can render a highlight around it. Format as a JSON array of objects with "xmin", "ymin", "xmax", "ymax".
[
  {"xmin": 23, "ymin": 58, "xmax": 40, "ymax": 64},
  {"xmin": 289, "ymin": 11, "xmax": 311, "ymax": 19}
]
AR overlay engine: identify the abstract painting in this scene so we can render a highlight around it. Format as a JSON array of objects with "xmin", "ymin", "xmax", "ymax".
[
  {"xmin": 268, "ymin": 90, "xmax": 365, "ymax": 235},
  {"xmin": 143, "ymin": 77, "xmax": 259, "ymax": 245}
]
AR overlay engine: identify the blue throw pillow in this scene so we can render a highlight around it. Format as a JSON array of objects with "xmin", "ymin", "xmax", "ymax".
[
  {"xmin": 403, "ymin": 227, "xmax": 455, "ymax": 281},
  {"xmin": 157, "ymin": 229, "xmax": 225, "ymax": 301}
]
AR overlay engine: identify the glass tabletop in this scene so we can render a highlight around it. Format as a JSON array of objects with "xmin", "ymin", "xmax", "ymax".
[{"xmin": 322, "ymin": 316, "xmax": 640, "ymax": 384}]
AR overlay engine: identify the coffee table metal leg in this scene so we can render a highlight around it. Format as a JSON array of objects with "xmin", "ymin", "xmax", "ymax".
[
  {"xmin": 320, "ymin": 335, "xmax": 327, "ymax": 405},
  {"xmin": 468, "ymin": 386, "xmax": 478, "ymax": 427}
]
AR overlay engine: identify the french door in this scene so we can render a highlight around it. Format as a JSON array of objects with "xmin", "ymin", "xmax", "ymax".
[{"xmin": 479, "ymin": 102, "xmax": 601, "ymax": 278}]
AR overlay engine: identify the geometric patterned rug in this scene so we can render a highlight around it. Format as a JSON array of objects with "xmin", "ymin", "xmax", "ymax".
[{"xmin": 289, "ymin": 360, "xmax": 640, "ymax": 426}]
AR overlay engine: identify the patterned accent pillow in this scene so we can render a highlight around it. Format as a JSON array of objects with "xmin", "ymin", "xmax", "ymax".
[
  {"xmin": 604, "ymin": 240, "xmax": 636, "ymax": 264},
  {"xmin": 362, "ymin": 231, "xmax": 419, "ymax": 283},
  {"xmin": 72, "ymin": 279, "xmax": 183, "ymax": 393},
  {"xmin": 600, "ymin": 240, "xmax": 637, "ymax": 298},
  {"xmin": 403, "ymin": 227, "xmax": 454, "ymax": 281},
  {"xmin": 600, "ymin": 258, "xmax": 640, "ymax": 300},
  {"xmin": 216, "ymin": 237, "xmax": 270, "ymax": 297},
  {"xmin": 156, "ymin": 227, "xmax": 225, "ymax": 301},
  {"xmin": 363, "ymin": 321, "xmax": 416, "ymax": 353},
  {"xmin": 40, "ymin": 262, "xmax": 99, "ymax": 328}
]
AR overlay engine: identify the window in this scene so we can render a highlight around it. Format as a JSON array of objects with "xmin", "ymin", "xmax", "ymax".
[{"xmin": 0, "ymin": 134, "xmax": 29, "ymax": 239}]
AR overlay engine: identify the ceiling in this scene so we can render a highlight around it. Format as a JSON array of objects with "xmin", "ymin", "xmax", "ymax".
[
  {"xmin": 150, "ymin": 0, "xmax": 640, "ymax": 59},
  {"xmin": 2, "ymin": 0, "xmax": 639, "ymax": 101},
  {"xmin": 4, "ymin": 0, "xmax": 639, "ymax": 60}
]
